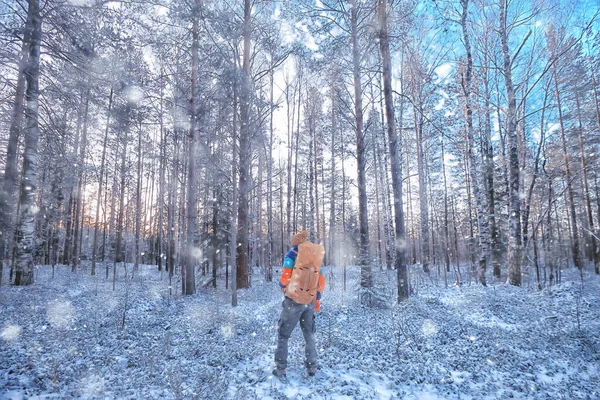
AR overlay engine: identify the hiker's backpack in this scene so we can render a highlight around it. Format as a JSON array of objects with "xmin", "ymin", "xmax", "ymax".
[{"xmin": 286, "ymin": 241, "xmax": 325, "ymax": 305}]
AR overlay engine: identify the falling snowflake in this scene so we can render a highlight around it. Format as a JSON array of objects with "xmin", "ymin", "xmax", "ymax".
[
  {"xmin": 78, "ymin": 374, "xmax": 105, "ymax": 397},
  {"xmin": 422, "ymin": 319, "xmax": 438, "ymax": 337},
  {"xmin": 0, "ymin": 324, "xmax": 22, "ymax": 342},
  {"xmin": 47, "ymin": 299, "xmax": 75, "ymax": 329}
]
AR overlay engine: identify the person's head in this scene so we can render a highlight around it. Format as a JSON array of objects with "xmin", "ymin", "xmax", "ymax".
[{"xmin": 290, "ymin": 230, "xmax": 308, "ymax": 246}]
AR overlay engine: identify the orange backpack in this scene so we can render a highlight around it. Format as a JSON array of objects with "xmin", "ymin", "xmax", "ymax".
[{"xmin": 286, "ymin": 241, "xmax": 325, "ymax": 304}]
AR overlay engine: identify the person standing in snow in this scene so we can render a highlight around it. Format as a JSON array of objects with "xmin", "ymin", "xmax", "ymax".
[{"xmin": 273, "ymin": 230, "xmax": 326, "ymax": 382}]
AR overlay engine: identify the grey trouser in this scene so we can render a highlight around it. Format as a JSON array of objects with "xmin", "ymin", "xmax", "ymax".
[{"xmin": 274, "ymin": 296, "xmax": 317, "ymax": 369}]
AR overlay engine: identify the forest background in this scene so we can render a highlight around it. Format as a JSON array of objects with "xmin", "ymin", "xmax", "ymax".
[{"xmin": 1, "ymin": 0, "xmax": 600, "ymax": 301}]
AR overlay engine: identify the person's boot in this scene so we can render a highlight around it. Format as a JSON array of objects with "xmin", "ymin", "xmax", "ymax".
[
  {"xmin": 307, "ymin": 364, "xmax": 318, "ymax": 377},
  {"xmin": 272, "ymin": 367, "xmax": 288, "ymax": 383}
]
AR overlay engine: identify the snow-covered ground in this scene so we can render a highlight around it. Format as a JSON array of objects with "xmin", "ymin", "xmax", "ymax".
[{"xmin": 1, "ymin": 262, "xmax": 599, "ymax": 399}]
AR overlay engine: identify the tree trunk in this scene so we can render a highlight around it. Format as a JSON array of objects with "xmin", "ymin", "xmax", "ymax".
[
  {"xmin": 378, "ymin": 78, "xmax": 395, "ymax": 270},
  {"xmin": 482, "ymin": 49, "xmax": 501, "ymax": 279},
  {"xmin": 292, "ymin": 69, "xmax": 302, "ymax": 233},
  {"xmin": 464, "ymin": 135, "xmax": 477, "ymax": 273},
  {"xmin": 543, "ymin": 168, "xmax": 555, "ymax": 284},
  {"xmin": 441, "ymin": 134, "xmax": 451, "ymax": 275},
  {"xmin": 63, "ymin": 95, "xmax": 84, "ymax": 267},
  {"xmin": 257, "ymin": 150, "xmax": 263, "ymax": 272},
  {"xmin": 285, "ymin": 69, "xmax": 296, "ymax": 242},
  {"xmin": 553, "ymin": 65, "xmax": 582, "ymax": 269},
  {"xmin": 451, "ymin": 192, "xmax": 462, "ymax": 283},
  {"xmin": 72, "ymin": 87, "xmax": 91, "ymax": 272},
  {"xmin": 378, "ymin": 0, "xmax": 407, "ymax": 300},
  {"xmin": 329, "ymin": 85, "xmax": 336, "ymax": 266},
  {"xmin": 14, "ymin": 0, "xmax": 41, "ymax": 286},
  {"xmin": 340, "ymin": 111, "xmax": 347, "ymax": 290},
  {"xmin": 308, "ymin": 117, "xmax": 315, "ymax": 238},
  {"xmin": 523, "ymin": 85, "xmax": 549, "ymax": 264},
  {"xmin": 101, "ymin": 156, "xmax": 109, "ymax": 263},
  {"xmin": 107, "ymin": 138, "xmax": 119, "ymax": 279},
  {"xmin": 406, "ymin": 140, "xmax": 416, "ymax": 265},
  {"xmin": 267, "ymin": 68, "xmax": 274, "ymax": 281},
  {"xmin": 591, "ymin": 72, "xmax": 600, "ymax": 274},
  {"xmin": 279, "ymin": 157, "xmax": 285, "ymax": 261},
  {"xmin": 91, "ymin": 87, "xmax": 113, "ymax": 276},
  {"xmin": 0, "ymin": 3, "xmax": 34, "ymax": 286},
  {"xmin": 184, "ymin": 0, "xmax": 201, "ymax": 295},
  {"xmin": 461, "ymin": 0, "xmax": 488, "ymax": 285},
  {"xmin": 575, "ymin": 94, "xmax": 598, "ymax": 273},
  {"xmin": 231, "ymin": 74, "xmax": 239, "ymax": 306},
  {"xmin": 212, "ymin": 191, "xmax": 218, "ymax": 288},
  {"xmin": 350, "ymin": 1, "xmax": 371, "ymax": 293},
  {"xmin": 500, "ymin": 0, "xmax": 522, "ymax": 286},
  {"xmin": 133, "ymin": 124, "xmax": 142, "ymax": 277},
  {"xmin": 156, "ymin": 80, "xmax": 166, "ymax": 272},
  {"xmin": 595, "ymin": 176, "xmax": 600, "ymax": 253},
  {"xmin": 414, "ymin": 108, "xmax": 429, "ymax": 273},
  {"xmin": 166, "ymin": 133, "xmax": 176, "ymax": 289},
  {"xmin": 236, "ymin": 0, "xmax": 252, "ymax": 290},
  {"xmin": 372, "ymin": 121, "xmax": 383, "ymax": 268},
  {"xmin": 113, "ymin": 111, "xmax": 129, "ymax": 290},
  {"xmin": 314, "ymin": 112, "xmax": 320, "ymax": 244}
]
